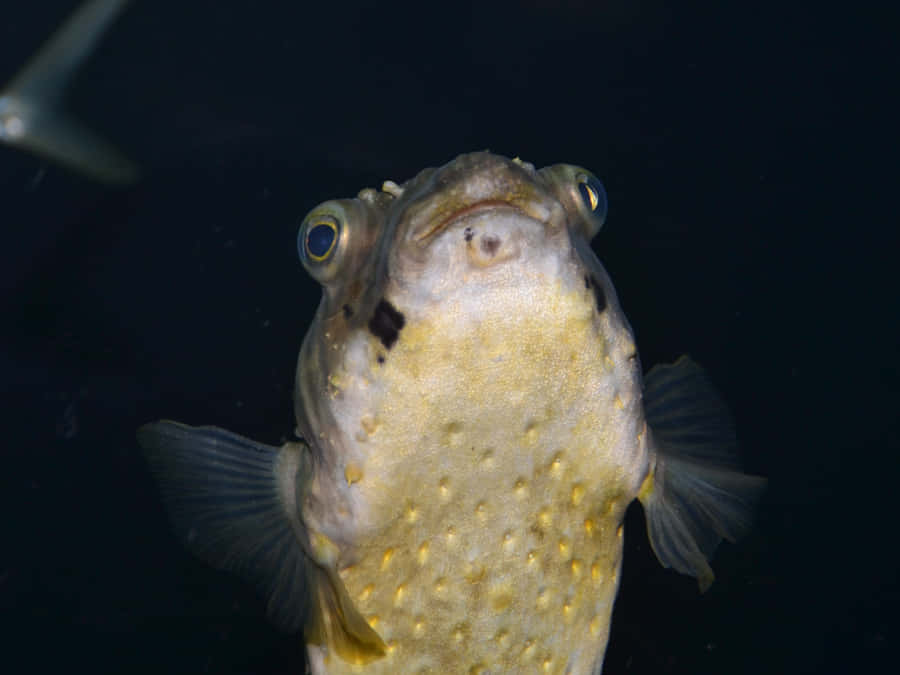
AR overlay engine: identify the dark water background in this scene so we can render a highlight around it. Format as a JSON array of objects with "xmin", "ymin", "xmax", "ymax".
[{"xmin": 2, "ymin": 1, "xmax": 895, "ymax": 673}]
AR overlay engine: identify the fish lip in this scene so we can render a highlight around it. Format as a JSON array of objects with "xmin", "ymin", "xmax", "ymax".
[{"xmin": 413, "ymin": 200, "xmax": 536, "ymax": 242}]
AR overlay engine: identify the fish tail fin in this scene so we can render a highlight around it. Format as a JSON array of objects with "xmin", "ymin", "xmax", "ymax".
[
  {"xmin": 137, "ymin": 421, "xmax": 385, "ymax": 663},
  {"xmin": 637, "ymin": 356, "xmax": 767, "ymax": 592}
]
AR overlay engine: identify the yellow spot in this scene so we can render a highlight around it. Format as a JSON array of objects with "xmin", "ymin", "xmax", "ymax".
[
  {"xmin": 605, "ymin": 355, "xmax": 615, "ymax": 369},
  {"xmin": 359, "ymin": 583, "xmax": 374, "ymax": 602},
  {"xmin": 417, "ymin": 541, "xmax": 430, "ymax": 565},
  {"xmin": 607, "ymin": 497, "xmax": 619, "ymax": 514},
  {"xmin": 542, "ymin": 656, "xmax": 553, "ymax": 671},
  {"xmin": 394, "ymin": 584, "xmax": 406, "ymax": 606},
  {"xmin": 386, "ymin": 641, "xmax": 397, "ymax": 654},
  {"xmin": 433, "ymin": 577, "xmax": 446, "ymax": 594},
  {"xmin": 571, "ymin": 558, "xmax": 583, "ymax": 578},
  {"xmin": 522, "ymin": 639, "xmax": 536, "ymax": 658},
  {"xmin": 491, "ymin": 585, "xmax": 513, "ymax": 611},
  {"xmin": 503, "ymin": 531, "xmax": 515, "ymax": 548},
  {"xmin": 563, "ymin": 599, "xmax": 573, "ymax": 617},
  {"xmin": 480, "ymin": 449, "xmax": 494, "ymax": 467},
  {"xmin": 414, "ymin": 616, "xmax": 425, "ymax": 635},
  {"xmin": 466, "ymin": 565, "xmax": 486, "ymax": 584},
  {"xmin": 617, "ymin": 524, "xmax": 624, "ymax": 538},
  {"xmin": 475, "ymin": 501, "xmax": 487, "ymax": 518},
  {"xmin": 311, "ymin": 532, "xmax": 339, "ymax": 565},
  {"xmin": 614, "ymin": 394, "xmax": 624, "ymax": 410},
  {"xmin": 439, "ymin": 477, "xmax": 450, "ymax": 497},
  {"xmin": 344, "ymin": 462, "xmax": 362, "ymax": 485},
  {"xmin": 549, "ymin": 451, "xmax": 563, "ymax": 475},
  {"xmin": 524, "ymin": 421, "xmax": 540, "ymax": 445},
  {"xmin": 558, "ymin": 537, "xmax": 571, "ymax": 557},
  {"xmin": 470, "ymin": 664, "xmax": 489, "ymax": 675},
  {"xmin": 443, "ymin": 421, "xmax": 463, "ymax": 447},
  {"xmin": 361, "ymin": 415, "xmax": 378, "ymax": 435},
  {"xmin": 591, "ymin": 562, "xmax": 602, "ymax": 582},
  {"xmin": 527, "ymin": 550, "xmax": 537, "ymax": 565},
  {"xmin": 638, "ymin": 469, "xmax": 655, "ymax": 501},
  {"xmin": 405, "ymin": 500, "xmax": 418, "ymax": 523},
  {"xmin": 590, "ymin": 616, "xmax": 602, "ymax": 635},
  {"xmin": 446, "ymin": 525, "xmax": 457, "ymax": 544},
  {"xmin": 514, "ymin": 477, "xmax": 528, "ymax": 498},
  {"xmin": 381, "ymin": 548, "xmax": 394, "ymax": 570},
  {"xmin": 538, "ymin": 507, "xmax": 552, "ymax": 528},
  {"xmin": 584, "ymin": 518, "xmax": 595, "ymax": 535},
  {"xmin": 494, "ymin": 628, "xmax": 509, "ymax": 645},
  {"xmin": 367, "ymin": 614, "xmax": 380, "ymax": 629},
  {"xmin": 453, "ymin": 623, "xmax": 469, "ymax": 642},
  {"xmin": 571, "ymin": 483, "xmax": 585, "ymax": 506}
]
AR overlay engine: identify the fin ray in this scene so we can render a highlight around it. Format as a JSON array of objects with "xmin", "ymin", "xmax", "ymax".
[
  {"xmin": 138, "ymin": 420, "xmax": 314, "ymax": 632},
  {"xmin": 138, "ymin": 420, "xmax": 386, "ymax": 663},
  {"xmin": 639, "ymin": 357, "xmax": 767, "ymax": 591}
]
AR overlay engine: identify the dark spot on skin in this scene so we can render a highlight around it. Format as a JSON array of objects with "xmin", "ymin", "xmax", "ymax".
[
  {"xmin": 377, "ymin": 355, "xmax": 385, "ymax": 364},
  {"xmin": 342, "ymin": 304, "xmax": 353, "ymax": 319},
  {"xmin": 589, "ymin": 275, "xmax": 607, "ymax": 313},
  {"xmin": 584, "ymin": 275, "xmax": 591, "ymax": 289},
  {"xmin": 368, "ymin": 299, "xmax": 406, "ymax": 349},
  {"xmin": 480, "ymin": 235, "xmax": 500, "ymax": 257},
  {"xmin": 464, "ymin": 227, "xmax": 474, "ymax": 242}
]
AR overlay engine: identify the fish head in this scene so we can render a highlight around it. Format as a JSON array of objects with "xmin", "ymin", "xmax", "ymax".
[{"xmin": 293, "ymin": 151, "xmax": 617, "ymax": 442}]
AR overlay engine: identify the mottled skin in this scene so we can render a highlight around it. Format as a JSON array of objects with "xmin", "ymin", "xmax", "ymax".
[
  {"xmin": 296, "ymin": 153, "xmax": 649, "ymax": 673},
  {"xmin": 140, "ymin": 151, "xmax": 764, "ymax": 673}
]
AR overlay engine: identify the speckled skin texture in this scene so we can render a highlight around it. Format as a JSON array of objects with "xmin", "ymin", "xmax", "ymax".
[{"xmin": 296, "ymin": 154, "xmax": 650, "ymax": 673}]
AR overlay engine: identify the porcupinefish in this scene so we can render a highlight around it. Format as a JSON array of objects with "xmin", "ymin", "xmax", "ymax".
[{"xmin": 139, "ymin": 151, "xmax": 765, "ymax": 674}]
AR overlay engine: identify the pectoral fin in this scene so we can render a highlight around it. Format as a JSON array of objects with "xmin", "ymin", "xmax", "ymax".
[
  {"xmin": 138, "ymin": 421, "xmax": 385, "ymax": 663},
  {"xmin": 638, "ymin": 357, "xmax": 767, "ymax": 591}
]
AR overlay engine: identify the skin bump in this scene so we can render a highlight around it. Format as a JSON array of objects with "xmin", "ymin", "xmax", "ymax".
[
  {"xmin": 417, "ymin": 541, "xmax": 430, "ymax": 564},
  {"xmin": 381, "ymin": 548, "xmax": 394, "ymax": 570},
  {"xmin": 571, "ymin": 483, "xmax": 585, "ymax": 505},
  {"xmin": 344, "ymin": 463, "xmax": 363, "ymax": 485}
]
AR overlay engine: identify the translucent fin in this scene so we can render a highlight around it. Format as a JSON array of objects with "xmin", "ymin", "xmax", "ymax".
[
  {"xmin": 0, "ymin": 0, "xmax": 137, "ymax": 183},
  {"xmin": 638, "ymin": 356, "xmax": 767, "ymax": 592},
  {"xmin": 137, "ymin": 421, "xmax": 385, "ymax": 663}
]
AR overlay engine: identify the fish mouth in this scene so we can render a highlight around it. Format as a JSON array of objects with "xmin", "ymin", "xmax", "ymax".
[{"xmin": 413, "ymin": 200, "xmax": 538, "ymax": 242}]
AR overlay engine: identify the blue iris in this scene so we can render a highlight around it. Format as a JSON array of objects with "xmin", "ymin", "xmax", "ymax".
[{"xmin": 303, "ymin": 221, "xmax": 337, "ymax": 260}]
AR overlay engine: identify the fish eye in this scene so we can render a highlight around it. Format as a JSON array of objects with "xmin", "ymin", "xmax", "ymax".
[
  {"xmin": 297, "ymin": 199, "xmax": 366, "ymax": 284},
  {"xmin": 299, "ymin": 215, "xmax": 340, "ymax": 263},
  {"xmin": 536, "ymin": 164, "xmax": 608, "ymax": 238},
  {"xmin": 577, "ymin": 173, "xmax": 608, "ymax": 222},
  {"xmin": 306, "ymin": 218, "xmax": 339, "ymax": 261}
]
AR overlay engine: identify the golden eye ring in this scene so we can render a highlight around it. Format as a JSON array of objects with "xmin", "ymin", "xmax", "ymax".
[{"xmin": 301, "ymin": 216, "xmax": 340, "ymax": 263}]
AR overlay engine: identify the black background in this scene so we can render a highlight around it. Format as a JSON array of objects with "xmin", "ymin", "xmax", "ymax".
[{"xmin": 2, "ymin": 1, "xmax": 896, "ymax": 673}]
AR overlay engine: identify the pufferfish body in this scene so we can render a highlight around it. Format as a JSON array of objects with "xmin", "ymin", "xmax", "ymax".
[{"xmin": 139, "ymin": 152, "xmax": 765, "ymax": 674}]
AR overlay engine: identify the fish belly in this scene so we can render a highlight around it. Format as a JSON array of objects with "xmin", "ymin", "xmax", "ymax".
[{"xmin": 313, "ymin": 282, "xmax": 645, "ymax": 673}]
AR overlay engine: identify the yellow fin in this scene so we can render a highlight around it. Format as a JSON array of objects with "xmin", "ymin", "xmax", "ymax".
[{"xmin": 305, "ymin": 567, "xmax": 386, "ymax": 665}]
